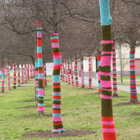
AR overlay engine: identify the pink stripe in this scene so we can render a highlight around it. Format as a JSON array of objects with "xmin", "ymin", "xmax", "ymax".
[
  {"xmin": 99, "ymin": 56, "xmax": 111, "ymax": 67},
  {"xmin": 102, "ymin": 51, "xmax": 112, "ymax": 55},
  {"xmin": 101, "ymin": 80, "xmax": 111, "ymax": 88},
  {"xmin": 101, "ymin": 94, "xmax": 112, "ymax": 99},
  {"xmin": 102, "ymin": 40, "xmax": 113, "ymax": 44},
  {"xmin": 54, "ymin": 64, "xmax": 61, "ymax": 67},
  {"xmin": 52, "ymin": 45, "xmax": 59, "ymax": 48},
  {"xmin": 37, "ymin": 107, "xmax": 44, "ymax": 112},
  {"xmin": 102, "ymin": 121, "xmax": 114, "ymax": 125},
  {"xmin": 37, "ymin": 34, "xmax": 42, "ymax": 38},
  {"xmin": 53, "ymin": 56, "xmax": 61, "ymax": 59},
  {"xmin": 100, "ymin": 72, "xmax": 111, "ymax": 76},
  {"xmin": 53, "ymin": 117, "xmax": 62, "ymax": 122},
  {"xmin": 1, "ymin": 84, "xmax": 4, "ymax": 86},
  {"xmin": 38, "ymin": 90, "xmax": 44, "ymax": 96},
  {"xmin": 50, "ymin": 33, "xmax": 58, "ymax": 36},
  {"xmin": 53, "ymin": 128, "xmax": 64, "ymax": 131},
  {"xmin": 53, "ymin": 104, "xmax": 61, "ymax": 107},
  {"xmin": 103, "ymin": 128, "xmax": 115, "ymax": 133},
  {"xmin": 38, "ymin": 78, "xmax": 44, "ymax": 80}
]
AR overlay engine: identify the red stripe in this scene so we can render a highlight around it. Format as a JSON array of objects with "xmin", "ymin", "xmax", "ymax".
[
  {"xmin": 102, "ymin": 124, "xmax": 115, "ymax": 129},
  {"xmin": 51, "ymin": 39, "xmax": 59, "ymax": 43},
  {"xmin": 38, "ymin": 70, "xmax": 43, "ymax": 73},
  {"xmin": 103, "ymin": 132, "xmax": 116, "ymax": 140},
  {"xmin": 130, "ymin": 85, "xmax": 136, "ymax": 88},
  {"xmin": 36, "ymin": 22, "xmax": 42, "ymax": 27},
  {"xmin": 53, "ymin": 85, "xmax": 61, "ymax": 88},
  {"xmin": 130, "ymin": 75, "xmax": 135, "ymax": 79},
  {"xmin": 53, "ymin": 110, "xmax": 61, "ymax": 114},
  {"xmin": 54, "ymin": 65, "xmax": 61, "ymax": 70},
  {"xmin": 130, "ymin": 51, "xmax": 135, "ymax": 54},
  {"xmin": 37, "ymin": 53, "xmax": 42, "ymax": 59},
  {"xmin": 102, "ymin": 117, "xmax": 113, "ymax": 121},
  {"xmin": 37, "ymin": 39, "xmax": 42, "ymax": 46},
  {"xmin": 130, "ymin": 95, "xmax": 137, "ymax": 98},
  {"xmin": 53, "ymin": 96, "xmax": 61, "ymax": 99},
  {"xmin": 53, "ymin": 52, "xmax": 61, "ymax": 56},
  {"xmin": 53, "ymin": 122, "xmax": 62, "ymax": 125},
  {"xmin": 97, "ymin": 55, "xmax": 101, "ymax": 61}
]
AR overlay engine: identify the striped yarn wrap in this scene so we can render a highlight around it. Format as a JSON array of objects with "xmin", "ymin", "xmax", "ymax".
[
  {"xmin": 13, "ymin": 63, "xmax": 16, "ymax": 89},
  {"xmin": 44, "ymin": 65, "xmax": 47, "ymax": 86},
  {"xmin": 35, "ymin": 61, "xmax": 38, "ymax": 103},
  {"xmin": 27, "ymin": 65, "xmax": 29, "ymax": 80},
  {"xmin": 88, "ymin": 54, "xmax": 92, "ymax": 89},
  {"xmin": 97, "ymin": 55, "xmax": 101, "ymax": 92},
  {"xmin": 4, "ymin": 67, "xmax": 6, "ymax": 77},
  {"xmin": 75, "ymin": 60, "xmax": 79, "ymax": 87},
  {"xmin": 6, "ymin": 65, "xmax": 11, "ymax": 90},
  {"xmin": 65, "ymin": 62, "xmax": 67, "ymax": 82},
  {"xmin": 24, "ymin": 65, "xmax": 27, "ymax": 83},
  {"xmin": 60, "ymin": 64, "xmax": 63, "ymax": 80},
  {"xmin": 1, "ymin": 68, "xmax": 4, "ymax": 92},
  {"xmin": 50, "ymin": 33, "xmax": 65, "ymax": 133},
  {"xmin": 21, "ymin": 66, "xmax": 24, "ymax": 84},
  {"xmin": 99, "ymin": 0, "xmax": 116, "ymax": 139},
  {"xmin": 81, "ymin": 58, "xmax": 84, "ymax": 88},
  {"xmin": 37, "ymin": 21, "xmax": 44, "ymax": 112},
  {"xmin": 68, "ymin": 63, "xmax": 70, "ymax": 84},
  {"xmin": 130, "ymin": 51, "xmax": 137, "ymax": 99},
  {"xmin": 30, "ymin": 64, "xmax": 33, "ymax": 78},
  {"xmin": 71, "ymin": 63, "xmax": 74, "ymax": 86},
  {"xmin": 112, "ymin": 43, "xmax": 118, "ymax": 96},
  {"xmin": 18, "ymin": 68, "xmax": 20, "ymax": 86},
  {"xmin": 62, "ymin": 64, "xmax": 65, "ymax": 81}
]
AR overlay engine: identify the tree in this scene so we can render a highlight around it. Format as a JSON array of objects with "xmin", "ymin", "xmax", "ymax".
[{"xmin": 99, "ymin": 0, "xmax": 116, "ymax": 139}]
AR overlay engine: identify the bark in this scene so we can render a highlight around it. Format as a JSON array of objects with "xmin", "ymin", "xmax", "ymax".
[{"xmin": 81, "ymin": 58, "xmax": 84, "ymax": 88}]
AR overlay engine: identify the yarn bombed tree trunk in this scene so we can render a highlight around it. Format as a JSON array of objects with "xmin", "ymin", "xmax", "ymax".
[
  {"xmin": 65, "ymin": 62, "xmax": 67, "ymax": 82},
  {"xmin": 68, "ymin": 63, "xmax": 70, "ymax": 84},
  {"xmin": 63, "ymin": 64, "xmax": 65, "ymax": 81},
  {"xmin": 99, "ymin": 0, "xmax": 116, "ymax": 140},
  {"xmin": 18, "ymin": 68, "xmax": 20, "ymax": 86},
  {"xmin": 60, "ymin": 64, "xmax": 63, "ymax": 80},
  {"xmin": 88, "ymin": 54, "xmax": 92, "ymax": 89},
  {"xmin": 37, "ymin": 22, "xmax": 44, "ymax": 115},
  {"xmin": 129, "ymin": 50, "xmax": 138, "ymax": 103},
  {"xmin": 71, "ymin": 63, "xmax": 74, "ymax": 86},
  {"xmin": 6, "ymin": 65, "xmax": 11, "ymax": 90},
  {"xmin": 112, "ymin": 43, "xmax": 118, "ymax": 97},
  {"xmin": 21, "ymin": 66, "xmax": 24, "ymax": 84},
  {"xmin": 44, "ymin": 64, "xmax": 47, "ymax": 86},
  {"xmin": 27, "ymin": 65, "xmax": 29, "ymax": 80},
  {"xmin": 81, "ymin": 58, "xmax": 84, "ymax": 88},
  {"xmin": 30, "ymin": 64, "xmax": 33, "ymax": 78},
  {"xmin": 13, "ymin": 63, "xmax": 16, "ymax": 89},
  {"xmin": 75, "ymin": 60, "xmax": 79, "ymax": 87},
  {"xmin": 24, "ymin": 65, "xmax": 27, "ymax": 83},
  {"xmin": 35, "ymin": 61, "xmax": 38, "ymax": 105},
  {"xmin": 50, "ymin": 33, "xmax": 65, "ymax": 133},
  {"xmin": 1, "ymin": 68, "xmax": 4, "ymax": 93},
  {"xmin": 97, "ymin": 55, "xmax": 101, "ymax": 93}
]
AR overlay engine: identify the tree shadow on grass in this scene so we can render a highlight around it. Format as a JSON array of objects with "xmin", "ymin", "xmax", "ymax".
[{"xmin": 22, "ymin": 130, "xmax": 96, "ymax": 139}]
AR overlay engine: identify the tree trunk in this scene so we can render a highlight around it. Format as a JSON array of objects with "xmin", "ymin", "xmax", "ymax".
[
  {"xmin": 37, "ymin": 22, "xmax": 44, "ymax": 116},
  {"xmin": 1, "ymin": 68, "xmax": 4, "ymax": 93},
  {"xmin": 18, "ymin": 68, "xmax": 20, "ymax": 86},
  {"xmin": 81, "ymin": 58, "xmax": 84, "ymax": 88},
  {"xmin": 50, "ymin": 33, "xmax": 65, "ymax": 133},
  {"xmin": 88, "ymin": 54, "xmax": 92, "ymax": 89},
  {"xmin": 75, "ymin": 60, "xmax": 79, "ymax": 87},
  {"xmin": 65, "ymin": 62, "xmax": 67, "ymax": 82},
  {"xmin": 97, "ymin": 55, "xmax": 101, "ymax": 93},
  {"xmin": 68, "ymin": 63, "xmax": 70, "ymax": 84},
  {"xmin": 129, "ymin": 47, "xmax": 138, "ymax": 103},
  {"xmin": 112, "ymin": 43, "xmax": 118, "ymax": 97},
  {"xmin": 21, "ymin": 65, "xmax": 24, "ymax": 84},
  {"xmin": 71, "ymin": 62, "xmax": 74, "ymax": 86},
  {"xmin": 13, "ymin": 63, "xmax": 16, "ymax": 89},
  {"xmin": 6, "ymin": 65, "xmax": 11, "ymax": 90},
  {"xmin": 99, "ymin": 0, "xmax": 116, "ymax": 139}
]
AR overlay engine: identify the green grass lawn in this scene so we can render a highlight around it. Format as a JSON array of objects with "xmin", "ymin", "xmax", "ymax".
[{"xmin": 0, "ymin": 76, "xmax": 140, "ymax": 140}]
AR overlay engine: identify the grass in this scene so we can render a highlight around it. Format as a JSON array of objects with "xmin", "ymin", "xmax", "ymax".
[{"xmin": 1, "ymin": 75, "xmax": 140, "ymax": 140}]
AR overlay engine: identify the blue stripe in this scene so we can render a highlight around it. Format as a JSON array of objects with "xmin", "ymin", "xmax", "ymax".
[
  {"xmin": 52, "ymin": 43, "xmax": 59, "ymax": 45},
  {"xmin": 130, "ymin": 93, "xmax": 137, "ymax": 95},
  {"xmin": 53, "ymin": 99, "xmax": 61, "ymax": 101},
  {"xmin": 38, "ymin": 73, "xmax": 43, "ymax": 78},
  {"xmin": 53, "ymin": 75, "xmax": 60, "ymax": 82},
  {"xmin": 51, "ymin": 36, "xmax": 58, "ymax": 40},
  {"xmin": 53, "ymin": 93, "xmax": 61, "ymax": 96},
  {"xmin": 38, "ymin": 103, "xmax": 44, "ymax": 107},
  {"xmin": 54, "ymin": 59, "xmax": 61, "ymax": 65},
  {"xmin": 38, "ymin": 95, "xmax": 44, "ymax": 97},
  {"xmin": 37, "ymin": 27, "xmax": 42, "ymax": 30},
  {"xmin": 53, "ymin": 129, "xmax": 65, "ymax": 133},
  {"xmin": 38, "ymin": 88, "xmax": 44, "ymax": 91},
  {"xmin": 37, "ymin": 47, "xmax": 42, "ymax": 53},
  {"xmin": 53, "ymin": 107, "xmax": 61, "ymax": 109},
  {"xmin": 52, "ymin": 113, "xmax": 61, "ymax": 117},
  {"xmin": 38, "ymin": 59, "xmax": 43, "ymax": 67}
]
